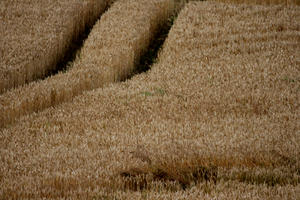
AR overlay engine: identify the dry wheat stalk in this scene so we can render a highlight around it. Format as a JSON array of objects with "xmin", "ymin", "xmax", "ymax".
[
  {"xmin": 0, "ymin": 0, "xmax": 111, "ymax": 93},
  {"xmin": 0, "ymin": 1, "xmax": 299, "ymax": 199},
  {"xmin": 0, "ymin": 0, "xmax": 175, "ymax": 129}
]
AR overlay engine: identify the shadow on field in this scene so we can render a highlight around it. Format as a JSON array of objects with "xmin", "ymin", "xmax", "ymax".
[
  {"xmin": 44, "ymin": 7, "xmax": 111, "ymax": 78},
  {"xmin": 116, "ymin": 145, "xmax": 218, "ymax": 192},
  {"xmin": 128, "ymin": 14, "xmax": 177, "ymax": 78},
  {"xmin": 46, "ymin": 5, "xmax": 175, "ymax": 82},
  {"xmin": 115, "ymin": 145, "xmax": 299, "ymax": 192}
]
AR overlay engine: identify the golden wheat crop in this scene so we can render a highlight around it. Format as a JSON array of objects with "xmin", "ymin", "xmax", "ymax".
[
  {"xmin": 175, "ymin": 0, "xmax": 300, "ymax": 6},
  {"xmin": 0, "ymin": 1, "xmax": 299, "ymax": 199},
  {"xmin": 0, "ymin": 0, "xmax": 112, "ymax": 94},
  {"xmin": 211, "ymin": 0, "xmax": 300, "ymax": 5},
  {"xmin": 0, "ymin": 0, "xmax": 174, "ymax": 129}
]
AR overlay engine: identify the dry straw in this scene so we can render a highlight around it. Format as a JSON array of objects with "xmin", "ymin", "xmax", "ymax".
[
  {"xmin": 0, "ymin": 0, "xmax": 113, "ymax": 94},
  {"xmin": 0, "ymin": 0, "xmax": 174, "ymax": 128},
  {"xmin": 175, "ymin": 0, "xmax": 300, "ymax": 6},
  {"xmin": 210, "ymin": 0, "xmax": 300, "ymax": 5},
  {"xmin": 0, "ymin": 1, "xmax": 299, "ymax": 199}
]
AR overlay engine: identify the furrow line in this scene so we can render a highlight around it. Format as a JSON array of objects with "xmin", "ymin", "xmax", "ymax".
[{"xmin": 0, "ymin": 0, "xmax": 175, "ymax": 128}]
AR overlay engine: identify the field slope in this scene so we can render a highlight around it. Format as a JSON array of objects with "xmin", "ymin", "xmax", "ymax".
[{"xmin": 0, "ymin": 1, "xmax": 299, "ymax": 199}]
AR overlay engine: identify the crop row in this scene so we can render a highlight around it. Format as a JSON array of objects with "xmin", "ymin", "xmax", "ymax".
[
  {"xmin": 0, "ymin": 0, "xmax": 174, "ymax": 128},
  {"xmin": 0, "ymin": 0, "xmax": 116, "ymax": 93}
]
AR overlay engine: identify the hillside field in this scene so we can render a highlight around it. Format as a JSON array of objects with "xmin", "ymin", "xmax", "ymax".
[{"xmin": 0, "ymin": 0, "xmax": 299, "ymax": 199}]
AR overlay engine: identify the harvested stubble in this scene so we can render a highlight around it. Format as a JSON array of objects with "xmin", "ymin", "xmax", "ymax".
[
  {"xmin": 0, "ymin": 0, "xmax": 113, "ymax": 94},
  {"xmin": 0, "ymin": 0, "xmax": 174, "ymax": 129},
  {"xmin": 1, "ymin": 1, "xmax": 300, "ymax": 199}
]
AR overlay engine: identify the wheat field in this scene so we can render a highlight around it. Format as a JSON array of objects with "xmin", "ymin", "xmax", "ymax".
[
  {"xmin": 211, "ymin": 0, "xmax": 300, "ymax": 5},
  {"xmin": 0, "ymin": 1, "xmax": 299, "ymax": 199},
  {"xmin": 0, "ymin": 0, "xmax": 117, "ymax": 94},
  {"xmin": 0, "ymin": 0, "xmax": 174, "ymax": 129},
  {"xmin": 174, "ymin": 0, "xmax": 300, "ymax": 8}
]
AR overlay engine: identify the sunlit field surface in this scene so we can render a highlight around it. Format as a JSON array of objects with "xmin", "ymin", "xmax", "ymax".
[{"xmin": 0, "ymin": 0, "xmax": 299, "ymax": 199}]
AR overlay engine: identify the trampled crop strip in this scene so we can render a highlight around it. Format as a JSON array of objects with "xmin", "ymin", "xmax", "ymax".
[
  {"xmin": 0, "ymin": 0, "xmax": 174, "ymax": 128},
  {"xmin": 0, "ymin": 0, "xmax": 113, "ymax": 93}
]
